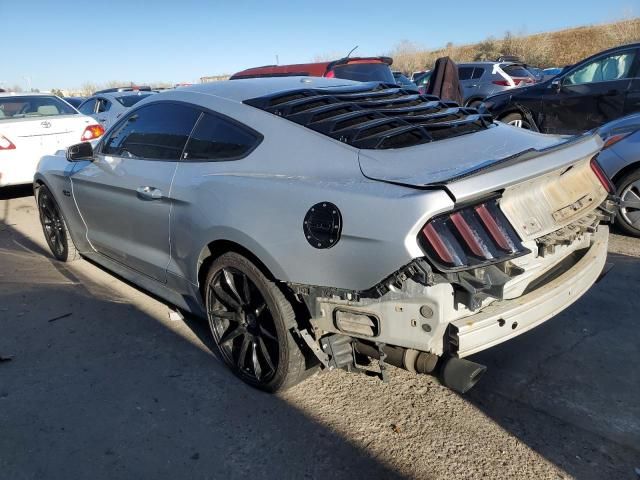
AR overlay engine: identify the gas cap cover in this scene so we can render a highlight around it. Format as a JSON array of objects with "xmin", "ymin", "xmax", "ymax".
[{"xmin": 303, "ymin": 202, "xmax": 342, "ymax": 249}]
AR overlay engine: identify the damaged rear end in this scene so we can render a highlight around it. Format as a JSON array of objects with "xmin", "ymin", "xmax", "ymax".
[
  {"xmin": 308, "ymin": 133, "xmax": 615, "ymax": 393},
  {"xmin": 244, "ymin": 81, "xmax": 615, "ymax": 393}
]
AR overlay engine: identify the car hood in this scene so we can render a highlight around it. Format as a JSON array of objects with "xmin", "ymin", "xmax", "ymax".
[{"xmin": 357, "ymin": 122, "xmax": 569, "ymax": 187}]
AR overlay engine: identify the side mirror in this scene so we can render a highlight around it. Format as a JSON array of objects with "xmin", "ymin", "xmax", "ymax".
[
  {"xmin": 550, "ymin": 78, "xmax": 562, "ymax": 93},
  {"xmin": 67, "ymin": 142, "xmax": 94, "ymax": 162}
]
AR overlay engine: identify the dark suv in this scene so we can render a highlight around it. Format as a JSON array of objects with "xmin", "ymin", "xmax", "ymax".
[
  {"xmin": 483, "ymin": 43, "xmax": 640, "ymax": 134},
  {"xmin": 414, "ymin": 62, "xmax": 536, "ymax": 106}
]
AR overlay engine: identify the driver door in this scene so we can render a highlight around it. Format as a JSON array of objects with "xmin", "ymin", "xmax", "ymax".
[
  {"xmin": 71, "ymin": 101, "xmax": 201, "ymax": 282},
  {"xmin": 541, "ymin": 48, "xmax": 637, "ymax": 134}
]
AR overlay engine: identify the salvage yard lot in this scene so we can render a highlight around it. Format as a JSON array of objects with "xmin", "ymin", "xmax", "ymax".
[{"xmin": 1, "ymin": 186, "xmax": 639, "ymax": 480}]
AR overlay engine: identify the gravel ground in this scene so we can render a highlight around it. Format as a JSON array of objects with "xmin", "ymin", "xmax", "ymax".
[{"xmin": 1, "ymin": 187, "xmax": 639, "ymax": 480}]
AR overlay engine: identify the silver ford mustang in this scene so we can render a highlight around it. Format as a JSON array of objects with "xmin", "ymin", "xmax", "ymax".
[{"xmin": 34, "ymin": 77, "xmax": 616, "ymax": 393}]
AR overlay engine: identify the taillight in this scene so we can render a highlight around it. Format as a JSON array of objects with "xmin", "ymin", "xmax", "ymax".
[
  {"xmin": 81, "ymin": 124, "xmax": 105, "ymax": 141},
  {"xmin": 418, "ymin": 199, "xmax": 529, "ymax": 271},
  {"xmin": 590, "ymin": 157, "xmax": 614, "ymax": 193},
  {"xmin": 492, "ymin": 80, "xmax": 511, "ymax": 87},
  {"xmin": 0, "ymin": 134, "xmax": 16, "ymax": 150}
]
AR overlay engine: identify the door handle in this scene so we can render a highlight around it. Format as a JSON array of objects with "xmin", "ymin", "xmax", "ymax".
[
  {"xmin": 136, "ymin": 186, "xmax": 162, "ymax": 200},
  {"xmin": 604, "ymin": 89, "xmax": 619, "ymax": 96}
]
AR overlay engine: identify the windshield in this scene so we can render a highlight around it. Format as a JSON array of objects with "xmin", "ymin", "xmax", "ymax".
[
  {"xmin": 116, "ymin": 94, "xmax": 152, "ymax": 107},
  {"xmin": 413, "ymin": 71, "xmax": 431, "ymax": 86},
  {"xmin": 394, "ymin": 73, "xmax": 415, "ymax": 87},
  {"xmin": 331, "ymin": 63, "xmax": 395, "ymax": 83},
  {"xmin": 0, "ymin": 95, "xmax": 77, "ymax": 121}
]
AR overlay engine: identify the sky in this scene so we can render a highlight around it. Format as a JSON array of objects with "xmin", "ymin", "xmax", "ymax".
[{"xmin": 1, "ymin": 0, "xmax": 636, "ymax": 90}]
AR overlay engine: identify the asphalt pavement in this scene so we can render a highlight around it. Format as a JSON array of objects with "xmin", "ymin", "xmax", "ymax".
[{"xmin": 1, "ymin": 185, "xmax": 638, "ymax": 480}]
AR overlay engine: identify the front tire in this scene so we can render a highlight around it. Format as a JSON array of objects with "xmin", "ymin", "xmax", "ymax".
[
  {"xmin": 37, "ymin": 185, "xmax": 80, "ymax": 262},
  {"xmin": 205, "ymin": 252, "xmax": 308, "ymax": 392},
  {"xmin": 615, "ymin": 169, "xmax": 640, "ymax": 238}
]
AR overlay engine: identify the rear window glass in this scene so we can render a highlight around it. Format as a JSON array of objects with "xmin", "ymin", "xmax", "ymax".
[
  {"xmin": 0, "ymin": 96, "xmax": 77, "ymax": 121},
  {"xmin": 331, "ymin": 63, "xmax": 395, "ymax": 83},
  {"xmin": 183, "ymin": 113, "xmax": 260, "ymax": 161},
  {"xmin": 116, "ymin": 94, "xmax": 152, "ymax": 107},
  {"xmin": 458, "ymin": 67, "xmax": 474, "ymax": 80},
  {"xmin": 502, "ymin": 65, "xmax": 533, "ymax": 78},
  {"xmin": 471, "ymin": 67, "xmax": 485, "ymax": 79}
]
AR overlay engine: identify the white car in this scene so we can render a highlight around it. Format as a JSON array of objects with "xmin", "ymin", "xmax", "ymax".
[
  {"xmin": 77, "ymin": 90, "xmax": 155, "ymax": 130},
  {"xmin": 0, "ymin": 93, "xmax": 104, "ymax": 187}
]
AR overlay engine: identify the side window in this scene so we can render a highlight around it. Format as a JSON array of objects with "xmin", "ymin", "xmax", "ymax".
[
  {"xmin": 458, "ymin": 67, "xmax": 474, "ymax": 81},
  {"xmin": 97, "ymin": 98, "xmax": 111, "ymax": 113},
  {"xmin": 102, "ymin": 102, "xmax": 200, "ymax": 160},
  {"xmin": 564, "ymin": 51, "xmax": 636, "ymax": 85},
  {"xmin": 78, "ymin": 99, "xmax": 96, "ymax": 115},
  {"xmin": 183, "ymin": 113, "xmax": 261, "ymax": 162},
  {"xmin": 471, "ymin": 67, "xmax": 485, "ymax": 79}
]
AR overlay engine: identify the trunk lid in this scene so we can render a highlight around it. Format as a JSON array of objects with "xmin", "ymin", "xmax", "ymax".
[
  {"xmin": 2, "ymin": 114, "xmax": 94, "ymax": 153},
  {"xmin": 357, "ymin": 123, "xmax": 572, "ymax": 189}
]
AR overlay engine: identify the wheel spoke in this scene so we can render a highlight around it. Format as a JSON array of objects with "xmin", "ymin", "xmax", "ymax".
[
  {"xmin": 621, "ymin": 200, "xmax": 640, "ymax": 210},
  {"xmin": 211, "ymin": 284, "xmax": 241, "ymax": 311},
  {"xmin": 259, "ymin": 324, "xmax": 278, "ymax": 342},
  {"xmin": 242, "ymin": 274, "xmax": 252, "ymax": 304},
  {"xmin": 237, "ymin": 335, "xmax": 250, "ymax": 369},
  {"xmin": 223, "ymin": 269, "xmax": 244, "ymax": 305},
  {"xmin": 209, "ymin": 308, "xmax": 236, "ymax": 320},
  {"xmin": 219, "ymin": 323, "xmax": 243, "ymax": 345},
  {"xmin": 252, "ymin": 340, "xmax": 262, "ymax": 379},
  {"xmin": 255, "ymin": 302, "xmax": 267, "ymax": 317},
  {"xmin": 257, "ymin": 337, "xmax": 275, "ymax": 373},
  {"xmin": 626, "ymin": 209, "xmax": 640, "ymax": 226}
]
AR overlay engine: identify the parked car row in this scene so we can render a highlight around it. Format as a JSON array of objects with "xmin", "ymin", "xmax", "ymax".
[
  {"xmin": 0, "ymin": 93, "xmax": 104, "ymax": 187},
  {"xmin": 482, "ymin": 43, "xmax": 640, "ymax": 236}
]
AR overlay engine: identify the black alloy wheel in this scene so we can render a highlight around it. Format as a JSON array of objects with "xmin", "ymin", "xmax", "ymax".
[
  {"xmin": 205, "ymin": 252, "xmax": 308, "ymax": 392},
  {"xmin": 37, "ymin": 185, "xmax": 79, "ymax": 262}
]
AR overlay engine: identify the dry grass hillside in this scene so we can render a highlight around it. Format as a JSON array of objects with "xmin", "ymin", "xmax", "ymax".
[{"xmin": 389, "ymin": 17, "xmax": 640, "ymax": 74}]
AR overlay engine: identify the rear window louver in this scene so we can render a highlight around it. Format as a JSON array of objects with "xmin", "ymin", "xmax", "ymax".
[{"xmin": 244, "ymin": 82, "xmax": 493, "ymax": 149}]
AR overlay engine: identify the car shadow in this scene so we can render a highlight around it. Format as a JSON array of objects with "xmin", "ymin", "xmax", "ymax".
[
  {"xmin": 0, "ymin": 216, "xmax": 404, "ymax": 480},
  {"xmin": 465, "ymin": 251, "xmax": 640, "ymax": 479}
]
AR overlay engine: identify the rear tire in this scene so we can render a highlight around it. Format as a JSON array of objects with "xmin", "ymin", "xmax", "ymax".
[
  {"xmin": 205, "ymin": 252, "xmax": 308, "ymax": 392},
  {"xmin": 37, "ymin": 185, "xmax": 80, "ymax": 262},
  {"xmin": 615, "ymin": 169, "xmax": 640, "ymax": 238},
  {"xmin": 500, "ymin": 112, "xmax": 531, "ymax": 129}
]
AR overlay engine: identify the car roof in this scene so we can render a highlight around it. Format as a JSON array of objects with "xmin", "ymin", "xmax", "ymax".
[
  {"xmin": 93, "ymin": 91, "xmax": 155, "ymax": 99},
  {"xmin": 179, "ymin": 77, "xmax": 361, "ymax": 103},
  {"xmin": 0, "ymin": 92, "xmax": 56, "ymax": 98}
]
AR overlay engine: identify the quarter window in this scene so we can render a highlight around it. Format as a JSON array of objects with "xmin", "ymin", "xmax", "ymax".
[
  {"xmin": 102, "ymin": 102, "xmax": 200, "ymax": 160},
  {"xmin": 78, "ymin": 98, "xmax": 97, "ymax": 115},
  {"xmin": 458, "ymin": 67, "xmax": 474, "ymax": 80},
  {"xmin": 97, "ymin": 98, "xmax": 111, "ymax": 113},
  {"xmin": 564, "ymin": 51, "xmax": 636, "ymax": 85},
  {"xmin": 471, "ymin": 67, "xmax": 485, "ymax": 79},
  {"xmin": 183, "ymin": 113, "xmax": 260, "ymax": 161}
]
